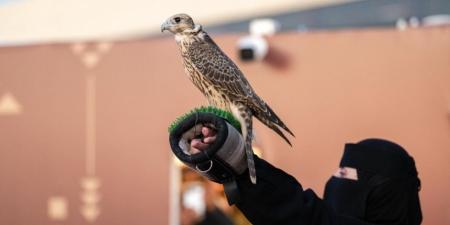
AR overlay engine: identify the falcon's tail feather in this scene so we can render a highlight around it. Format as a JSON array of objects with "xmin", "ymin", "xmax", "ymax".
[
  {"xmin": 253, "ymin": 98, "xmax": 294, "ymax": 136},
  {"xmin": 265, "ymin": 121, "xmax": 292, "ymax": 146},
  {"xmin": 254, "ymin": 103, "xmax": 294, "ymax": 146},
  {"xmin": 266, "ymin": 104, "xmax": 294, "ymax": 137},
  {"xmin": 243, "ymin": 117, "xmax": 257, "ymax": 184},
  {"xmin": 246, "ymin": 136, "xmax": 257, "ymax": 184}
]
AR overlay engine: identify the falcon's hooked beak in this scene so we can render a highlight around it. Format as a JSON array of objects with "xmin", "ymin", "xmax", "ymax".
[{"xmin": 161, "ymin": 19, "xmax": 171, "ymax": 32}]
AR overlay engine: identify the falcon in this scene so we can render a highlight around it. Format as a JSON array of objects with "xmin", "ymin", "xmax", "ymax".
[{"xmin": 161, "ymin": 13, "xmax": 294, "ymax": 184}]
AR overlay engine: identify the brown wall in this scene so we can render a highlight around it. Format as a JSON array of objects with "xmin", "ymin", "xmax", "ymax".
[{"xmin": 0, "ymin": 27, "xmax": 449, "ymax": 225}]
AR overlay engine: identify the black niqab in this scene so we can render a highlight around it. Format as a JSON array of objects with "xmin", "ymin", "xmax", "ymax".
[{"xmin": 324, "ymin": 138, "xmax": 422, "ymax": 225}]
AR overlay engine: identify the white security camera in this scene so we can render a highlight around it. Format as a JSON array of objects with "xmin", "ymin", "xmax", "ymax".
[
  {"xmin": 237, "ymin": 18, "xmax": 279, "ymax": 61},
  {"xmin": 237, "ymin": 35, "xmax": 268, "ymax": 61}
]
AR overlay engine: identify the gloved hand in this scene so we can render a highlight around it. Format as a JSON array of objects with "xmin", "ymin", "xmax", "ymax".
[{"xmin": 169, "ymin": 112, "xmax": 247, "ymax": 204}]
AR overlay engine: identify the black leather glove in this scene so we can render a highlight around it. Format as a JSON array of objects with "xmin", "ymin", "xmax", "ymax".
[{"xmin": 169, "ymin": 112, "xmax": 246, "ymax": 204}]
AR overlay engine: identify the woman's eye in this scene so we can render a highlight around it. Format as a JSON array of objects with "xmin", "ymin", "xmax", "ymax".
[{"xmin": 174, "ymin": 17, "xmax": 181, "ymax": 23}]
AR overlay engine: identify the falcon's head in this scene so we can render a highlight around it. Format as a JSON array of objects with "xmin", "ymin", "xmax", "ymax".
[{"xmin": 161, "ymin": 13, "xmax": 201, "ymax": 34}]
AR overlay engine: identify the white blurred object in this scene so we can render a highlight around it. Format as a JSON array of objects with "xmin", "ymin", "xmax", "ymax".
[
  {"xmin": 422, "ymin": 14, "xmax": 450, "ymax": 27},
  {"xmin": 47, "ymin": 196, "xmax": 68, "ymax": 221},
  {"xmin": 250, "ymin": 18, "xmax": 280, "ymax": 36},
  {"xmin": 396, "ymin": 18, "xmax": 408, "ymax": 31},
  {"xmin": 409, "ymin": 17, "xmax": 420, "ymax": 28},
  {"xmin": 0, "ymin": 92, "xmax": 23, "ymax": 115},
  {"xmin": 182, "ymin": 183, "xmax": 206, "ymax": 218},
  {"xmin": 237, "ymin": 18, "xmax": 277, "ymax": 62},
  {"xmin": 237, "ymin": 35, "xmax": 269, "ymax": 61}
]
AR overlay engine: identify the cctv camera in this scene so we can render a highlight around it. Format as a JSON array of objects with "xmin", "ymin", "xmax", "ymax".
[{"xmin": 237, "ymin": 35, "xmax": 268, "ymax": 61}]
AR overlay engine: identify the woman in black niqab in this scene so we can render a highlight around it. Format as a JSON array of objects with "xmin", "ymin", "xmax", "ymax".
[
  {"xmin": 323, "ymin": 139, "xmax": 422, "ymax": 225},
  {"xmin": 236, "ymin": 138, "xmax": 422, "ymax": 225}
]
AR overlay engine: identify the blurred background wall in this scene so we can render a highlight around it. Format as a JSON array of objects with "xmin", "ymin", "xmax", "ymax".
[
  {"xmin": 1, "ymin": 27, "xmax": 449, "ymax": 225},
  {"xmin": 1, "ymin": 0, "xmax": 450, "ymax": 225}
]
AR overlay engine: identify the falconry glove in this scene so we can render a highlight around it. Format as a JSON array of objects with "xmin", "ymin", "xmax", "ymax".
[{"xmin": 169, "ymin": 110, "xmax": 247, "ymax": 204}]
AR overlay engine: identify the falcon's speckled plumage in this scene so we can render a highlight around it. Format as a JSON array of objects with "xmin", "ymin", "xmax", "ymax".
[{"xmin": 162, "ymin": 13, "xmax": 294, "ymax": 184}]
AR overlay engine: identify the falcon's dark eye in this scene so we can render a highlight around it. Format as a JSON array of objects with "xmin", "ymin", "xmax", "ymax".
[{"xmin": 174, "ymin": 17, "xmax": 181, "ymax": 23}]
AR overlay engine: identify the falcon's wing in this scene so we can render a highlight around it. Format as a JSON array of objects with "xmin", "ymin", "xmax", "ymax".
[
  {"xmin": 187, "ymin": 33, "xmax": 264, "ymax": 110},
  {"xmin": 188, "ymin": 33, "xmax": 295, "ymax": 139},
  {"xmin": 188, "ymin": 32, "xmax": 295, "ymax": 143}
]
